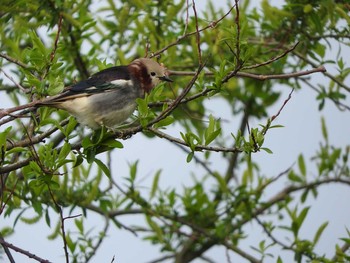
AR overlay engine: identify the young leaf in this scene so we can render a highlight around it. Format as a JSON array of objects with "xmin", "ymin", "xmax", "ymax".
[
  {"xmin": 94, "ymin": 158, "xmax": 111, "ymax": 178},
  {"xmin": 150, "ymin": 170, "xmax": 161, "ymax": 199},
  {"xmin": 298, "ymin": 154, "xmax": 306, "ymax": 177},
  {"xmin": 313, "ymin": 221, "xmax": 328, "ymax": 245}
]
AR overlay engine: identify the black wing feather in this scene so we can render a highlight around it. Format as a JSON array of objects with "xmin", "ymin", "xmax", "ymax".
[
  {"xmin": 40, "ymin": 65, "xmax": 132, "ymax": 104},
  {"xmin": 70, "ymin": 65, "xmax": 131, "ymax": 92}
]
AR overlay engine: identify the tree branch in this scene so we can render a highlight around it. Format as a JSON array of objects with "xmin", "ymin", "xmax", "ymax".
[
  {"xmin": 0, "ymin": 236, "xmax": 52, "ymax": 263},
  {"xmin": 151, "ymin": 4, "xmax": 236, "ymax": 57},
  {"xmin": 168, "ymin": 65, "xmax": 327, "ymax": 81},
  {"xmin": 148, "ymin": 127, "xmax": 241, "ymax": 153}
]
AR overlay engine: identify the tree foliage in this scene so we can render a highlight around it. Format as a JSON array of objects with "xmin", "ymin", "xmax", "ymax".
[{"xmin": 0, "ymin": 0, "xmax": 350, "ymax": 262}]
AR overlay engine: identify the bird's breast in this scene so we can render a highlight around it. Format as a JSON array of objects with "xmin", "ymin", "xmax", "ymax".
[{"xmin": 58, "ymin": 88, "xmax": 140, "ymax": 129}]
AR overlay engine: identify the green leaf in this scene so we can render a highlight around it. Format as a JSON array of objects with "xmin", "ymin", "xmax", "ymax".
[
  {"xmin": 29, "ymin": 161, "xmax": 43, "ymax": 175},
  {"xmin": 298, "ymin": 154, "xmax": 306, "ymax": 177},
  {"xmin": 29, "ymin": 30, "xmax": 48, "ymax": 55},
  {"xmin": 136, "ymin": 97, "xmax": 149, "ymax": 116},
  {"xmin": 154, "ymin": 116, "xmax": 174, "ymax": 128},
  {"xmin": 150, "ymin": 170, "xmax": 161, "ymax": 199},
  {"xmin": 129, "ymin": 161, "xmax": 138, "ymax": 182},
  {"xmin": 58, "ymin": 142, "xmax": 71, "ymax": 164},
  {"xmin": 204, "ymin": 115, "xmax": 221, "ymax": 145},
  {"xmin": 65, "ymin": 234, "xmax": 76, "ymax": 253},
  {"xmin": 313, "ymin": 222, "xmax": 328, "ymax": 245},
  {"xmin": 145, "ymin": 215, "xmax": 163, "ymax": 242},
  {"xmin": 321, "ymin": 117, "xmax": 328, "ymax": 142},
  {"xmin": 0, "ymin": 227, "xmax": 14, "ymax": 237},
  {"xmin": 6, "ymin": 147, "xmax": 27, "ymax": 155},
  {"xmin": 48, "ymin": 180, "xmax": 60, "ymax": 190},
  {"xmin": 102, "ymin": 138, "xmax": 124, "ymax": 149},
  {"xmin": 213, "ymin": 172, "xmax": 228, "ymax": 194},
  {"xmin": 75, "ymin": 219, "xmax": 84, "ymax": 233},
  {"xmin": 94, "ymin": 158, "xmax": 111, "ymax": 178},
  {"xmin": 297, "ymin": 207, "xmax": 310, "ymax": 229},
  {"xmin": 288, "ymin": 170, "xmax": 303, "ymax": 183},
  {"xmin": 45, "ymin": 209, "xmax": 51, "ymax": 227},
  {"xmin": 20, "ymin": 214, "xmax": 41, "ymax": 224},
  {"xmin": 47, "ymin": 76, "xmax": 64, "ymax": 95},
  {"xmin": 65, "ymin": 117, "xmax": 78, "ymax": 137},
  {"xmin": 303, "ymin": 4, "xmax": 313, "ymax": 13},
  {"xmin": 186, "ymin": 152, "xmax": 194, "ymax": 163},
  {"xmin": 73, "ymin": 155, "xmax": 84, "ymax": 168},
  {"xmin": 0, "ymin": 126, "xmax": 12, "ymax": 148},
  {"xmin": 82, "ymin": 136, "xmax": 93, "ymax": 149},
  {"xmin": 261, "ymin": 147, "xmax": 273, "ymax": 154}
]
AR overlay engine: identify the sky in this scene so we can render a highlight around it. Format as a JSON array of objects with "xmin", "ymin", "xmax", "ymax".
[{"xmin": 1, "ymin": 0, "xmax": 350, "ymax": 263}]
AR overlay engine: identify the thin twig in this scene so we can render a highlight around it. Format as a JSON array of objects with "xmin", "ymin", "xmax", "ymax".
[
  {"xmin": 229, "ymin": 66, "xmax": 327, "ymax": 81},
  {"xmin": 192, "ymin": 0, "xmax": 202, "ymax": 65},
  {"xmin": 0, "ymin": 236, "xmax": 52, "ymax": 263},
  {"xmin": 234, "ymin": 0, "xmax": 241, "ymax": 65},
  {"xmin": 0, "ymin": 53, "xmax": 30, "ymax": 69},
  {"xmin": 242, "ymin": 42, "xmax": 300, "ymax": 70},
  {"xmin": 255, "ymin": 216, "xmax": 294, "ymax": 251},
  {"xmin": 300, "ymin": 78, "xmax": 350, "ymax": 111},
  {"xmin": 48, "ymin": 187, "xmax": 70, "ymax": 263},
  {"xmin": 293, "ymin": 51, "xmax": 349, "ymax": 92},
  {"xmin": 168, "ymin": 65, "xmax": 327, "ymax": 81},
  {"xmin": 6, "ymin": 119, "xmax": 69, "ymax": 151},
  {"xmin": 85, "ymin": 216, "xmax": 110, "ymax": 262},
  {"xmin": 41, "ymin": 14, "xmax": 63, "ymax": 81},
  {"xmin": 271, "ymin": 88, "xmax": 294, "ymax": 121},
  {"xmin": 183, "ymin": 0, "xmax": 190, "ymax": 36},
  {"xmin": 0, "ymin": 68, "xmax": 28, "ymax": 93},
  {"xmin": 0, "ymin": 234, "xmax": 15, "ymax": 263},
  {"xmin": 148, "ymin": 127, "xmax": 241, "ymax": 153},
  {"xmin": 151, "ymin": 4, "xmax": 236, "ymax": 57}
]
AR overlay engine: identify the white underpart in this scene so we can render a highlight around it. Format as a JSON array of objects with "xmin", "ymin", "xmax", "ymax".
[
  {"xmin": 59, "ymin": 92, "xmax": 137, "ymax": 129},
  {"xmin": 59, "ymin": 96, "xmax": 99, "ymax": 128}
]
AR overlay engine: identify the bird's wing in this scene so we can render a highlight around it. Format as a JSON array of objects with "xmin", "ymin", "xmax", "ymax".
[
  {"xmin": 69, "ymin": 65, "xmax": 131, "ymax": 93},
  {"xmin": 43, "ymin": 66, "xmax": 133, "ymax": 104}
]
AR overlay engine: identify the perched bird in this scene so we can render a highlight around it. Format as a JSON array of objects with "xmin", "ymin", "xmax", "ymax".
[{"xmin": 39, "ymin": 58, "xmax": 172, "ymax": 129}]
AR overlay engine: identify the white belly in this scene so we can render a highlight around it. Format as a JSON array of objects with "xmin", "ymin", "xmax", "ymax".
[{"xmin": 59, "ymin": 96, "xmax": 136, "ymax": 129}]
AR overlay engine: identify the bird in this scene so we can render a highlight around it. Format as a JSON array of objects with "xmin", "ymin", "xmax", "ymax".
[{"xmin": 38, "ymin": 58, "xmax": 173, "ymax": 129}]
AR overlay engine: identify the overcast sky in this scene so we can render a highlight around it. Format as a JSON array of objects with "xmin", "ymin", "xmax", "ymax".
[{"xmin": 1, "ymin": 0, "xmax": 350, "ymax": 262}]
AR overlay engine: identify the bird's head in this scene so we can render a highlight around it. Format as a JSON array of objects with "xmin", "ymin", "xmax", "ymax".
[{"xmin": 129, "ymin": 58, "xmax": 173, "ymax": 92}]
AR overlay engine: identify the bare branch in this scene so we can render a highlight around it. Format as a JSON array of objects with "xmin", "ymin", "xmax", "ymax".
[
  {"xmin": 0, "ymin": 68, "xmax": 28, "ymax": 93},
  {"xmin": 293, "ymin": 51, "xmax": 350, "ymax": 92},
  {"xmin": 6, "ymin": 119, "xmax": 69, "ymax": 151},
  {"xmin": 151, "ymin": 4, "xmax": 236, "ymax": 57},
  {"xmin": 48, "ymin": 187, "xmax": 71, "ymax": 263},
  {"xmin": 183, "ymin": 0, "xmax": 190, "ymax": 35},
  {"xmin": 0, "ymin": 236, "xmax": 52, "ymax": 263},
  {"xmin": 0, "ymin": 233, "xmax": 15, "ymax": 263},
  {"xmin": 85, "ymin": 216, "xmax": 110, "ymax": 262},
  {"xmin": 168, "ymin": 65, "xmax": 327, "ymax": 81},
  {"xmin": 300, "ymin": 78, "xmax": 350, "ymax": 111},
  {"xmin": 271, "ymin": 88, "xmax": 294, "ymax": 121},
  {"xmin": 0, "ymin": 53, "xmax": 30, "ymax": 69},
  {"xmin": 242, "ymin": 41, "xmax": 300, "ymax": 70},
  {"xmin": 148, "ymin": 127, "xmax": 241, "ymax": 153}
]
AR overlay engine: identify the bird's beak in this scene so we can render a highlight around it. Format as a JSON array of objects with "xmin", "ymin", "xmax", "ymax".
[{"xmin": 159, "ymin": 75, "xmax": 173, "ymax": 82}]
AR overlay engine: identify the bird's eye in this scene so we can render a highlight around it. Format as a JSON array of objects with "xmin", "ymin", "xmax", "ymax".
[{"xmin": 150, "ymin": 72, "xmax": 156, "ymax": 77}]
